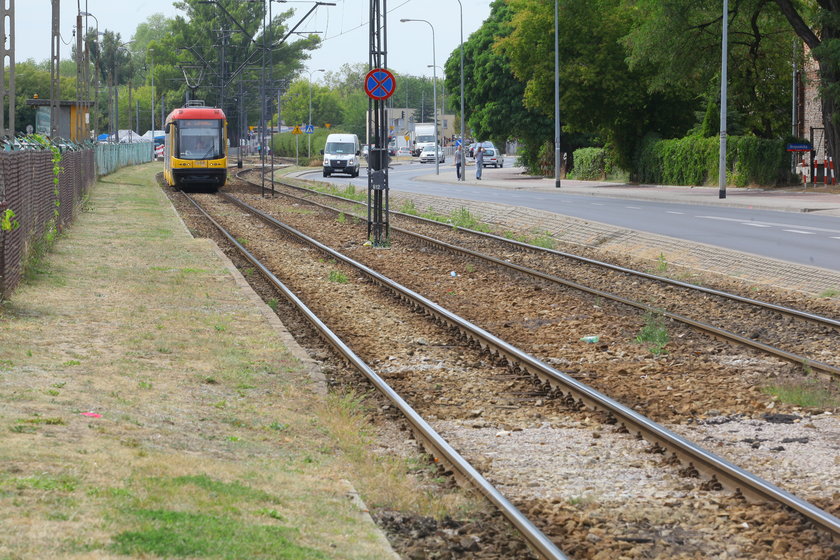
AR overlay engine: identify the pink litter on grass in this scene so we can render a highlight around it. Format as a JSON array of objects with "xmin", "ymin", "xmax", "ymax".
[{"xmin": 81, "ymin": 412, "xmax": 102, "ymax": 418}]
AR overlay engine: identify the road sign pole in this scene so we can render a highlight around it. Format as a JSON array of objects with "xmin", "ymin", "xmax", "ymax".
[{"xmin": 365, "ymin": 32, "xmax": 396, "ymax": 247}]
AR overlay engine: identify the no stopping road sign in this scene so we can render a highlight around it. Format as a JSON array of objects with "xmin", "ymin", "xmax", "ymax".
[{"xmin": 365, "ymin": 68, "xmax": 396, "ymax": 100}]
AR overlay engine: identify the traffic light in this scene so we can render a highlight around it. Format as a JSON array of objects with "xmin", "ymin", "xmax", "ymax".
[{"xmin": 401, "ymin": 110, "xmax": 405, "ymax": 119}]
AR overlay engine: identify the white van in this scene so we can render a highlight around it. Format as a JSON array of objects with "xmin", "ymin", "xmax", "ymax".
[{"xmin": 322, "ymin": 133, "xmax": 360, "ymax": 177}]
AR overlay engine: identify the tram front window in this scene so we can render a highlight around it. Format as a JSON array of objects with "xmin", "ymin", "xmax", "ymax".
[{"xmin": 178, "ymin": 120, "xmax": 222, "ymax": 160}]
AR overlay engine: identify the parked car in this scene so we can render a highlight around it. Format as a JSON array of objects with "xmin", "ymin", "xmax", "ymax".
[
  {"xmin": 419, "ymin": 145, "xmax": 445, "ymax": 163},
  {"xmin": 396, "ymin": 146, "xmax": 413, "ymax": 157},
  {"xmin": 362, "ymin": 145, "xmax": 370, "ymax": 158},
  {"xmin": 481, "ymin": 148, "xmax": 504, "ymax": 168}
]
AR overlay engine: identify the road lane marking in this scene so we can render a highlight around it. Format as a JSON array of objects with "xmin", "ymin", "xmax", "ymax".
[
  {"xmin": 742, "ymin": 223, "xmax": 771, "ymax": 227},
  {"xmin": 666, "ymin": 211, "xmax": 684, "ymax": 215},
  {"xmin": 783, "ymin": 229, "xmax": 816, "ymax": 235},
  {"xmin": 626, "ymin": 206, "xmax": 641, "ymax": 209},
  {"xmin": 697, "ymin": 215, "xmax": 840, "ymax": 235}
]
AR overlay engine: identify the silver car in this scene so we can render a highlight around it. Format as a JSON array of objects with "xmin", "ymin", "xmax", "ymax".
[
  {"xmin": 481, "ymin": 148, "xmax": 504, "ymax": 168},
  {"xmin": 419, "ymin": 146, "xmax": 445, "ymax": 163}
]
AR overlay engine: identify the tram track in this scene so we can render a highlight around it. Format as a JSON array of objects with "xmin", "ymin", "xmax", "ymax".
[
  {"xmin": 170, "ymin": 183, "xmax": 840, "ymax": 557},
  {"xmin": 236, "ymin": 167, "xmax": 840, "ymax": 380}
]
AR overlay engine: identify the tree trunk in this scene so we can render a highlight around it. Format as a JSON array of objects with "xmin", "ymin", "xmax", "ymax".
[{"xmin": 775, "ymin": 0, "xmax": 840, "ymax": 162}]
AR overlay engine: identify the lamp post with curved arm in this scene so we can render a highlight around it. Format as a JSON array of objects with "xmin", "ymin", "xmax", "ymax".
[
  {"xmin": 427, "ymin": 64, "xmax": 445, "ymax": 122},
  {"xmin": 307, "ymin": 68, "xmax": 325, "ymax": 158},
  {"xmin": 456, "ymin": 0, "xmax": 465, "ymax": 180},
  {"xmin": 401, "ymin": 19, "xmax": 439, "ymax": 175}
]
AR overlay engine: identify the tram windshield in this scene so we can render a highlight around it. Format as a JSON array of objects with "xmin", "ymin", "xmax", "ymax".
[{"xmin": 177, "ymin": 119, "xmax": 223, "ymax": 160}]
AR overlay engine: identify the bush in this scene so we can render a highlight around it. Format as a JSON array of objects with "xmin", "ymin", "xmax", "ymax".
[
  {"xmin": 571, "ymin": 147, "xmax": 606, "ymax": 180},
  {"xmin": 633, "ymin": 134, "xmax": 792, "ymax": 187}
]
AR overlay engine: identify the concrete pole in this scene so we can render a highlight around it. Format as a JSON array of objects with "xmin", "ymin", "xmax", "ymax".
[
  {"xmin": 554, "ymin": 0, "xmax": 561, "ymax": 188},
  {"xmin": 718, "ymin": 0, "xmax": 728, "ymax": 199},
  {"xmin": 457, "ymin": 0, "xmax": 464, "ymax": 180}
]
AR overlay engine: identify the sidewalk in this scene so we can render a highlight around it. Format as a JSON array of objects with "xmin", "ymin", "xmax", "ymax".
[
  {"xmin": 0, "ymin": 162, "xmax": 399, "ymax": 559},
  {"xmin": 415, "ymin": 163, "xmax": 840, "ymax": 217}
]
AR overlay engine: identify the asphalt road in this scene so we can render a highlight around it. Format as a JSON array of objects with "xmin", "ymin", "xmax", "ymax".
[{"xmin": 299, "ymin": 162, "xmax": 840, "ymax": 272}]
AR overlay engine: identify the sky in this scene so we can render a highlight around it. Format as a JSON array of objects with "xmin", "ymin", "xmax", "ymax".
[{"xmin": 15, "ymin": 0, "xmax": 492, "ymax": 82}]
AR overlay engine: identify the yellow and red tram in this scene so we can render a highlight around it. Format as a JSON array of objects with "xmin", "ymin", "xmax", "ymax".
[{"xmin": 163, "ymin": 103, "xmax": 228, "ymax": 190}]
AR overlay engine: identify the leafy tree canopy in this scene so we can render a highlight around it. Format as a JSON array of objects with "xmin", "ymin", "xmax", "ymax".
[{"xmin": 447, "ymin": 0, "xmax": 551, "ymax": 150}]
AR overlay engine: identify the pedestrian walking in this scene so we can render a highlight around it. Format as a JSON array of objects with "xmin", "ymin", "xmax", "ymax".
[
  {"xmin": 475, "ymin": 147, "xmax": 484, "ymax": 180},
  {"xmin": 454, "ymin": 146, "xmax": 463, "ymax": 180}
]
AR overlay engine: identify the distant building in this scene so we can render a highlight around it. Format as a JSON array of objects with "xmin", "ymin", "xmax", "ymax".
[
  {"xmin": 25, "ymin": 99, "xmax": 92, "ymax": 141},
  {"xmin": 366, "ymin": 106, "xmax": 458, "ymax": 148}
]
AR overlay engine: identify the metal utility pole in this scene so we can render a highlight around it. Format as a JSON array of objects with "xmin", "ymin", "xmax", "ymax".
[
  {"xmin": 260, "ymin": 1, "xmax": 266, "ymax": 195},
  {"xmin": 50, "ymin": 0, "xmax": 60, "ymax": 138},
  {"xmin": 367, "ymin": 0, "xmax": 390, "ymax": 246},
  {"xmin": 718, "ymin": 0, "xmax": 728, "ymax": 199},
  {"xmin": 238, "ymin": 76, "xmax": 244, "ymax": 168},
  {"xmin": 150, "ymin": 50, "xmax": 155, "ymax": 136},
  {"xmin": 75, "ymin": 13, "xmax": 84, "ymax": 140},
  {"xmin": 1, "ymin": 0, "xmax": 16, "ymax": 138},
  {"xmin": 401, "ymin": 19, "xmax": 437, "ymax": 174},
  {"xmin": 456, "ymin": 0, "xmax": 464, "ymax": 180},
  {"xmin": 554, "ymin": 0, "xmax": 561, "ymax": 188},
  {"xmin": 307, "ymin": 68, "xmax": 324, "ymax": 158}
]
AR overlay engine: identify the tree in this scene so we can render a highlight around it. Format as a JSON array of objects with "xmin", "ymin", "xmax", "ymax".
[
  {"xmin": 500, "ymin": 0, "xmax": 697, "ymax": 168},
  {"xmin": 324, "ymin": 63, "xmax": 369, "ymax": 138},
  {"xmin": 622, "ymin": 0, "xmax": 798, "ymax": 138},
  {"xmin": 279, "ymin": 80, "xmax": 311, "ymax": 125},
  {"xmin": 150, "ymin": 0, "xmax": 319, "ymax": 135},
  {"xmin": 446, "ymin": 0, "xmax": 551, "ymax": 162},
  {"xmin": 774, "ymin": 1, "xmax": 840, "ymax": 165}
]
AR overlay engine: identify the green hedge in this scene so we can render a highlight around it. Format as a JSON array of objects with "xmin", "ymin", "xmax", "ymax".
[
  {"xmin": 571, "ymin": 147, "xmax": 607, "ymax": 180},
  {"xmin": 632, "ymin": 135, "xmax": 792, "ymax": 187}
]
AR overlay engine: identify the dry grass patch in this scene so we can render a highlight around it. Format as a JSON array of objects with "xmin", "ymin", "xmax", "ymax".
[{"xmin": 0, "ymin": 163, "xmax": 423, "ymax": 559}]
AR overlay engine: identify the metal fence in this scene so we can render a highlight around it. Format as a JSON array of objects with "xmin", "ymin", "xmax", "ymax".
[
  {"xmin": 1, "ymin": 141, "xmax": 153, "ymax": 299},
  {"xmin": 95, "ymin": 142, "xmax": 154, "ymax": 176}
]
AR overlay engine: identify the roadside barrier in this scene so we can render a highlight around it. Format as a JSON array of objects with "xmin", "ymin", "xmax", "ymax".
[{"xmin": 798, "ymin": 156, "xmax": 838, "ymax": 186}]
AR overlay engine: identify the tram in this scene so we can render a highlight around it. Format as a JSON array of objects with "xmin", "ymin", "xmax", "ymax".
[{"xmin": 163, "ymin": 101, "xmax": 228, "ymax": 190}]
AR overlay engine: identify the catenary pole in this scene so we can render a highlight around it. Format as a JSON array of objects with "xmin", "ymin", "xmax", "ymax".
[
  {"xmin": 554, "ymin": 0, "xmax": 561, "ymax": 188},
  {"xmin": 457, "ymin": 0, "xmax": 465, "ymax": 180},
  {"xmin": 718, "ymin": 0, "xmax": 728, "ymax": 199}
]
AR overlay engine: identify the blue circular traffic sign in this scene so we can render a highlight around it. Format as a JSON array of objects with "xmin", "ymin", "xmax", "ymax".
[{"xmin": 365, "ymin": 68, "xmax": 396, "ymax": 100}]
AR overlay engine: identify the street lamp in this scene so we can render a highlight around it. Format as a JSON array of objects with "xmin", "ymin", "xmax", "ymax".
[
  {"xmin": 401, "ymin": 18, "xmax": 439, "ymax": 175},
  {"xmin": 427, "ymin": 64, "xmax": 445, "ymax": 143},
  {"xmin": 307, "ymin": 68, "xmax": 325, "ymax": 158},
  {"xmin": 554, "ymin": 0, "xmax": 561, "ymax": 188},
  {"xmin": 456, "ymin": 0, "xmax": 465, "ymax": 181},
  {"xmin": 80, "ymin": 11, "xmax": 99, "ymax": 138}
]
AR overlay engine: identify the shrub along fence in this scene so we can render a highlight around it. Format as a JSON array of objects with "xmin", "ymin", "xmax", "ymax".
[
  {"xmin": 1, "ymin": 140, "xmax": 153, "ymax": 299},
  {"xmin": 572, "ymin": 135, "xmax": 794, "ymax": 187}
]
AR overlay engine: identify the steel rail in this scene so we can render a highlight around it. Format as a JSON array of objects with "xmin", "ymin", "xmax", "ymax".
[
  {"xmin": 182, "ymin": 192, "xmax": 569, "ymax": 560},
  {"xmin": 217, "ymin": 188, "xmax": 840, "ymax": 541},
  {"xmin": 404, "ymin": 229, "xmax": 840, "ymax": 377},
  {"xmin": 235, "ymin": 169, "xmax": 840, "ymax": 377},
  {"xmin": 243, "ymin": 168, "xmax": 840, "ymax": 330}
]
